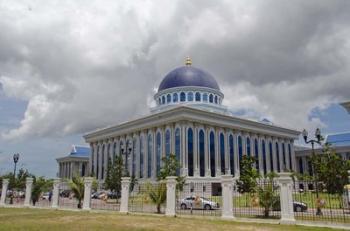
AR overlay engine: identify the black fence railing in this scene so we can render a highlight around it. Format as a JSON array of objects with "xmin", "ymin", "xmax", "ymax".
[
  {"xmin": 58, "ymin": 183, "xmax": 81, "ymax": 209},
  {"xmin": 91, "ymin": 191, "xmax": 120, "ymax": 211},
  {"xmin": 5, "ymin": 189, "xmax": 25, "ymax": 206},
  {"xmin": 176, "ymin": 182, "xmax": 222, "ymax": 216},
  {"xmin": 293, "ymin": 181, "xmax": 350, "ymax": 223}
]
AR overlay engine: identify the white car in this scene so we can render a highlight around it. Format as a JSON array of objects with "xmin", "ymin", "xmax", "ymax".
[
  {"xmin": 41, "ymin": 192, "xmax": 50, "ymax": 200},
  {"xmin": 179, "ymin": 196, "xmax": 220, "ymax": 210}
]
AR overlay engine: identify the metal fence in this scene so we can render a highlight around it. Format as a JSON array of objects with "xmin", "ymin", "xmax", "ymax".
[
  {"xmin": 5, "ymin": 189, "xmax": 25, "ymax": 206},
  {"xmin": 293, "ymin": 181, "xmax": 350, "ymax": 223},
  {"xmin": 91, "ymin": 192, "xmax": 120, "ymax": 211},
  {"xmin": 58, "ymin": 182, "xmax": 81, "ymax": 209},
  {"xmin": 129, "ymin": 182, "xmax": 166, "ymax": 214},
  {"xmin": 176, "ymin": 181, "xmax": 222, "ymax": 216},
  {"xmin": 233, "ymin": 179, "xmax": 281, "ymax": 219}
]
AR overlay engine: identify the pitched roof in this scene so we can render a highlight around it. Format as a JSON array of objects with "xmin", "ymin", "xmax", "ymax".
[{"xmin": 69, "ymin": 145, "xmax": 90, "ymax": 157}]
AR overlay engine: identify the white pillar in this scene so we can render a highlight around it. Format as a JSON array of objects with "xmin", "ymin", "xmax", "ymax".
[
  {"xmin": 194, "ymin": 126, "xmax": 199, "ymax": 177},
  {"xmin": 277, "ymin": 172, "xmax": 296, "ymax": 224},
  {"xmin": 24, "ymin": 177, "xmax": 34, "ymax": 207},
  {"xmin": 0, "ymin": 179, "xmax": 9, "ymax": 206},
  {"xmin": 258, "ymin": 137, "xmax": 264, "ymax": 176},
  {"xmin": 225, "ymin": 131, "xmax": 230, "ymax": 174},
  {"xmin": 51, "ymin": 178, "xmax": 60, "ymax": 208},
  {"xmin": 83, "ymin": 177, "xmax": 93, "ymax": 210},
  {"xmin": 233, "ymin": 133, "xmax": 239, "ymax": 177},
  {"xmin": 120, "ymin": 177, "xmax": 130, "ymax": 213},
  {"xmin": 165, "ymin": 176, "xmax": 177, "ymax": 216},
  {"xmin": 181, "ymin": 124, "xmax": 187, "ymax": 176},
  {"xmin": 215, "ymin": 129, "xmax": 220, "ymax": 177},
  {"xmin": 290, "ymin": 142, "xmax": 297, "ymax": 172},
  {"xmin": 221, "ymin": 175, "xmax": 235, "ymax": 219}
]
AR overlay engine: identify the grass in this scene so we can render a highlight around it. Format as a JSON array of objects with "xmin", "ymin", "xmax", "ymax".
[{"xmin": 0, "ymin": 207, "xmax": 344, "ymax": 231}]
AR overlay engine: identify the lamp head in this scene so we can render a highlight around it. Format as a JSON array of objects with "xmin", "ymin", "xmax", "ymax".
[
  {"xmin": 315, "ymin": 128, "xmax": 321, "ymax": 142},
  {"xmin": 302, "ymin": 129, "xmax": 308, "ymax": 143},
  {"xmin": 13, "ymin": 153, "xmax": 19, "ymax": 163}
]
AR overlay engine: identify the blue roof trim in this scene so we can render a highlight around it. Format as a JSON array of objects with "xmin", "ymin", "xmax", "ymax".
[
  {"xmin": 326, "ymin": 132, "xmax": 350, "ymax": 147},
  {"xmin": 158, "ymin": 66, "xmax": 220, "ymax": 91}
]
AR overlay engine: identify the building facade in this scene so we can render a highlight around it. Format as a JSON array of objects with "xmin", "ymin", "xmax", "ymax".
[
  {"xmin": 84, "ymin": 58, "xmax": 300, "ymax": 184},
  {"xmin": 56, "ymin": 145, "xmax": 90, "ymax": 179}
]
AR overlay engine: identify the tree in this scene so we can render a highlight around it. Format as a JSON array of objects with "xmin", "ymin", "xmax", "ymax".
[
  {"xmin": 31, "ymin": 177, "xmax": 52, "ymax": 206},
  {"xmin": 104, "ymin": 155, "xmax": 124, "ymax": 198},
  {"xmin": 158, "ymin": 153, "xmax": 185, "ymax": 191},
  {"xmin": 237, "ymin": 155, "xmax": 260, "ymax": 206},
  {"xmin": 146, "ymin": 182, "xmax": 167, "ymax": 214},
  {"xmin": 69, "ymin": 175, "xmax": 85, "ymax": 209},
  {"xmin": 257, "ymin": 172, "xmax": 279, "ymax": 217}
]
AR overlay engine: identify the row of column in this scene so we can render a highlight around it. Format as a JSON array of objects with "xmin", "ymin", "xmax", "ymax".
[
  {"xmin": 89, "ymin": 122, "xmax": 297, "ymax": 181},
  {"xmin": 58, "ymin": 162, "xmax": 87, "ymax": 178}
]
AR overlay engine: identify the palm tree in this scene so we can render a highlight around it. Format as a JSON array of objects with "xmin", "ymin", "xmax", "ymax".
[
  {"xmin": 146, "ymin": 182, "xmax": 167, "ymax": 214},
  {"xmin": 69, "ymin": 175, "xmax": 84, "ymax": 209}
]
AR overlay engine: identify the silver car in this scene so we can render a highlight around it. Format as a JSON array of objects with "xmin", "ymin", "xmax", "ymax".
[{"xmin": 179, "ymin": 196, "xmax": 220, "ymax": 210}]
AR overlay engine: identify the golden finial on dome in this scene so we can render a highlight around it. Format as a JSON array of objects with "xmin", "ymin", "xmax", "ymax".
[{"xmin": 185, "ymin": 56, "xmax": 192, "ymax": 66}]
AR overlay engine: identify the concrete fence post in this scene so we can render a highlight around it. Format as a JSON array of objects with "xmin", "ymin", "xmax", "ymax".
[
  {"xmin": 0, "ymin": 179, "xmax": 9, "ymax": 206},
  {"xmin": 165, "ymin": 176, "xmax": 177, "ymax": 216},
  {"xmin": 221, "ymin": 175, "xmax": 235, "ymax": 219},
  {"xmin": 24, "ymin": 177, "xmax": 34, "ymax": 207},
  {"xmin": 120, "ymin": 177, "xmax": 130, "ymax": 213},
  {"xmin": 83, "ymin": 177, "xmax": 94, "ymax": 210},
  {"xmin": 277, "ymin": 172, "xmax": 296, "ymax": 224},
  {"xmin": 51, "ymin": 178, "xmax": 61, "ymax": 208}
]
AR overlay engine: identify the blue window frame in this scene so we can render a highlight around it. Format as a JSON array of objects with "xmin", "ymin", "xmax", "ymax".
[
  {"xmin": 255, "ymin": 139, "xmax": 259, "ymax": 171},
  {"xmin": 180, "ymin": 92, "xmax": 186, "ymax": 102},
  {"xmin": 188, "ymin": 128, "xmax": 194, "ymax": 176},
  {"xmin": 132, "ymin": 138, "xmax": 136, "ymax": 177},
  {"xmin": 173, "ymin": 93, "xmax": 178, "ymax": 102},
  {"xmin": 101, "ymin": 144, "xmax": 105, "ymax": 179},
  {"xmin": 165, "ymin": 130, "xmax": 171, "ymax": 158},
  {"xmin": 175, "ymin": 128, "xmax": 181, "ymax": 176},
  {"xmin": 214, "ymin": 95, "xmax": 218, "ymax": 104},
  {"xmin": 162, "ymin": 96, "xmax": 165, "ymax": 104},
  {"xmin": 166, "ymin": 94, "xmax": 171, "ymax": 103},
  {"xmin": 188, "ymin": 92, "xmax": 193, "ymax": 101},
  {"xmin": 199, "ymin": 130, "xmax": 205, "ymax": 177},
  {"xmin": 113, "ymin": 142, "xmax": 117, "ymax": 159},
  {"xmin": 195, "ymin": 92, "xmax": 201, "ymax": 101},
  {"xmin": 147, "ymin": 135, "xmax": 152, "ymax": 178},
  {"xmin": 269, "ymin": 142, "xmax": 274, "ymax": 172},
  {"xmin": 220, "ymin": 133, "xmax": 225, "ymax": 175},
  {"xmin": 203, "ymin": 93, "xmax": 208, "ymax": 102},
  {"xmin": 238, "ymin": 136, "xmax": 243, "ymax": 161},
  {"xmin": 229, "ymin": 135, "xmax": 234, "ymax": 176},
  {"xmin": 140, "ymin": 136, "xmax": 144, "ymax": 178},
  {"xmin": 276, "ymin": 142, "xmax": 280, "ymax": 172},
  {"xmin": 282, "ymin": 143, "xmax": 286, "ymax": 170},
  {"xmin": 288, "ymin": 144, "xmax": 292, "ymax": 170},
  {"xmin": 246, "ymin": 137, "xmax": 251, "ymax": 156},
  {"xmin": 210, "ymin": 132, "xmax": 215, "ymax": 177},
  {"xmin": 209, "ymin": 94, "xmax": 213, "ymax": 103},
  {"xmin": 262, "ymin": 140, "xmax": 267, "ymax": 175},
  {"xmin": 156, "ymin": 132, "xmax": 161, "ymax": 176}
]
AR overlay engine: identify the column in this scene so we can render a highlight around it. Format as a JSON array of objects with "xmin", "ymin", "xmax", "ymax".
[
  {"xmin": 94, "ymin": 143, "xmax": 98, "ymax": 177},
  {"xmin": 272, "ymin": 138, "xmax": 278, "ymax": 172},
  {"xmin": 0, "ymin": 179, "xmax": 9, "ymax": 206},
  {"xmin": 165, "ymin": 176, "xmax": 177, "ymax": 216},
  {"xmin": 285, "ymin": 141, "xmax": 291, "ymax": 171},
  {"xmin": 215, "ymin": 128, "xmax": 220, "ymax": 177},
  {"xmin": 278, "ymin": 140, "xmax": 284, "ymax": 171},
  {"xmin": 205, "ymin": 127, "xmax": 210, "ymax": 177},
  {"xmin": 144, "ymin": 131, "xmax": 149, "ymax": 179},
  {"xmin": 171, "ymin": 124, "xmax": 175, "ymax": 154},
  {"xmin": 83, "ymin": 177, "xmax": 93, "ymax": 210},
  {"xmin": 120, "ymin": 177, "xmax": 130, "ymax": 213},
  {"xmin": 242, "ymin": 133, "xmax": 246, "ymax": 156},
  {"xmin": 98, "ymin": 142, "xmax": 103, "ymax": 180},
  {"xmin": 136, "ymin": 134, "xmax": 140, "ymax": 179},
  {"xmin": 277, "ymin": 172, "xmax": 296, "ymax": 224},
  {"xmin": 258, "ymin": 136, "xmax": 264, "ymax": 176},
  {"xmin": 193, "ymin": 125, "xmax": 199, "ymax": 177},
  {"xmin": 225, "ymin": 130, "xmax": 230, "ymax": 174},
  {"xmin": 24, "ymin": 177, "xmax": 34, "ymax": 207},
  {"xmin": 152, "ymin": 130, "xmax": 157, "ymax": 180},
  {"xmin": 290, "ymin": 141, "xmax": 297, "ymax": 172},
  {"xmin": 221, "ymin": 175, "xmax": 235, "ymax": 219},
  {"xmin": 181, "ymin": 123, "xmax": 187, "ymax": 176},
  {"xmin": 51, "ymin": 178, "xmax": 60, "ymax": 208},
  {"xmin": 233, "ymin": 133, "xmax": 239, "ymax": 177},
  {"xmin": 265, "ymin": 137, "xmax": 271, "ymax": 173}
]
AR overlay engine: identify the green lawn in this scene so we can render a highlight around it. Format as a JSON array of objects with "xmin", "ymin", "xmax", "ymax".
[{"xmin": 0, "ymin": 207, "xmax": 343, "ymax": 231}]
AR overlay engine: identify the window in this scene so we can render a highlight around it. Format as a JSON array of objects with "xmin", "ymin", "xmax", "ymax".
[
  {"xmin": 188, "ymin": 92, "xmax": 193, "ymax": 101},
  {"xmin": 132, "ymin": 138, "xmax": 137, "ymax": 177},
  {"xmin": 276, "ymin": 143, "xmax": 280, "ymax": 172},
  {"xmin": 246, "ymin": 137, "xmax": 251, "ymax": 156},
  {"xmin": 113, "ymin": 142, "xmax": 117, "ymax": 159},
  {"xmin": 166, "ymin": 94, "xmax": 171, "ymax": 103},
  {"xmin": 199, "ymin": 130, "xmax": 205, "ymax": 177},
  {"xmin": 214, "ymin": 95, "xmax": 218, "ymax": 104},
  {"xmin": 238, "ymin": 136, "xmax": 243, "ymax": 161},
  {"xmin": 188, "ymin": 128, "xmax": 194, "ymax": 176},
  {"xmin": 255, "ymin": 139, "xmax": 259, "ymax": 171},
  {"xmin": 140, "ymin": 136, "xmax": 144, "ymax": 178},
  {"xmin": 165, "ymin": 130, "xmax": 171, "ymax": 158},
  {"xmin": 101, "ymin": 144, "xmax": 105, "ymax": 180},
  {"xmin": 269, "ymin": 142, "xmax": 273, "ymax": 172},
  {"xmin": 156, "ymin": 132, "xmax": 161, "ymax": 176},
  {"xmin": 282, "ymin": 143, "xmax": 286, "ymax": 170},
  {"xmin": 162, "ymin": 96, "xmax": 165, "ymax": 104},
  {"xmin": 288, "ymin": 144, "xmax": 292, "ymax": 170},
  {"xmin": 209, "ymin": 94, "xmax": 213, "ymax": 103},
  {"xmin": 262, "ymin": 140, "xmax": 266, "ymax": 175},
  {"xmin": 195, "ymin": 92, "xmax": 201, "ymax": 101},
  {"xmin": 175, "ymin": 128, "xmax": 181, "ymax": 176},
  {"xmin": 147, "ymin": 135, "xmax": 153, "ymax": 178},
  {"xmin": 180, "ymin": 92, "xmax": 186, "ymax": 102},
  {"xmin": 229, "ymin": 135, "xmax": 234, "ymax": 176},
  {"xmin": 299, "ymin": 158, "xmax": 304, "ymax": 174},
  {"xmin": 173, "ymin": 93, "xmax": 178, "ymax": 102},
  {"xmin": 210, "ymin": 131, "xmax": 215, "ymax": 177},
  {"xmin": 220, "ymin": 133, "xmax": 225, "ymax": 175},
  {"xmin": 203, "ymin": 93, "xmax": 208, "ymax": 102}
]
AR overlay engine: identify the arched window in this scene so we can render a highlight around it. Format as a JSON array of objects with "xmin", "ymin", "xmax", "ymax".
[
  {"xmin": 91, "ymin": 146, "xmax": 95, "ymax": 176},
  {"xmin": 132, "ymin": 138, "xmax": 137, "ymax": 177},
  {"xmin": 210, "ymin": 131, "xmax": 215, "ymax": 177},
  {"xmin": 238, "ymin": 136, "xmax": 243, "ymax": 161},
  {"xmin": 173, "ymin": 93, "xmax": 178, "ymax": 102},
  {"xmin": 246, "ymin": 137, "xmax": 251, "ymax": 156},
  {"xmin": 188, "ymin": 92, "xmax": 193, "ymax": 101},
  {"xmin": 195, "ymin": 92, "xmax": 201, "ymax": 101},
  {"xmin": 113, "ymin": 142, "xmax": 117, "ymax": 159},
  {"xmin": 269, "ymin": 142, "xmax": 274, "ymax": 172},
  {"xmin": 162, "ymin": 96, "xmax": 165, "ymax": 104},
  {"xmin": 166, "ymin": 94, "xmax": 171, "ymax": 103},
  {"xmin": 203, "ymin": 93, "xmax": 208, "ymax": 102},
  {"xmin": 199, "ymin": 130, "xmax": 205, "ymax": 177},
  {"xmin": 254, "ymin": 139, "xmax": 259, "ymax": 171},
  {"xmin": 229, "ymin": 135, "xmax": 234, "ymax": 176},
  {"xmin": 282, "ymin": 143, "xmax": 286, "ymax": 170},
  {"xmin": 165, "ymin": 130, "xmax": 171, "ymax": 158},
  {"xmin": 209, "ymin": 94, "xmax": 213, "ymax": 103},
  {"xmin": 187, "ymin": 128, "xmax": 194, "ymax": 176},
  {"xmin": 276, "ymin": 142, "xmax": 280, "ymax": 172},
  {"xmin": 180, "ymin": 92, "xmax": 186, "ymax": 102},
  {"xmin": 101, "ymin": 144, "xmax": 105, "ymax": 180},
  {"xmin": 140, "ymin": 136, "xmax": 144, "ymax": 178},
  {"xmin": 220, "ymin": 133, "xmax": 225, "ymax": 175},
  {"xmin": 288, "ymin": 144, "xmax": 292, "ymax": 170},
  {"xmin": 107, "ymin": 143, "xmax": 111, "ymax": 161},
  {"xmin": 147, "ymin": 135, "xmax": 153, "ymax": 178},
  {"xmin": 175, "ymin": 128, "xmax": 181, "ymax": 175},
  {"xmin": 262, "ymin": 140, "xmax": 267, "ymax": 175},
  {"xmin": 299, "ymin": 158, "xmax": 304, "ymax": 174},
  {"xmin": 214, "ymin": 95, "xmax": 218, "ymax": 104},
  {"xmin": 156, "ymin": 132, "xmax": 161, "ymax": 176}
]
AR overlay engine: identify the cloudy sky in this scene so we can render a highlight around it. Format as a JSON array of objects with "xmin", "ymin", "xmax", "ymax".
[{"xmin": 1, "ymin": 0, "xmax": 350, "ymax": 177}]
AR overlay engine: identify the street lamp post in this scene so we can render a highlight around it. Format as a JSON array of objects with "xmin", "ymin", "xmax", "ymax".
[
  {"xmin": 120, "ymin": 140, "xmax": 132, "ymax": 177},
  {"xmin": 302, "ymin": 128, "xmax": 322, "ymax": 216},
  {"xmin": 10, "ymin": 153, "xmax": 20, "ymax": 204}
]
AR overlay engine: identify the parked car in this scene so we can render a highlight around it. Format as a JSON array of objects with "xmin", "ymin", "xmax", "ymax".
[
  {"xmin": 107, "ymin": 191, "xmax": 120, "ymax": 199},
  {"xmin": 179, "ymin": 196, "xmax": 220, "ymax": 210},
  {"xmin": 42, "ymin": 192, "xmax": 50, "ymax": 200},
  {"xmin": 59, "ymin": 190, "xmax": 71, "ymax": 198},
  {"xmin": 272, "ymin": 200, "xmax": 308, "ymax": 212},
  {"xmin": 91, "ymin": 191, "xmax": 107, "ymax": 199}
]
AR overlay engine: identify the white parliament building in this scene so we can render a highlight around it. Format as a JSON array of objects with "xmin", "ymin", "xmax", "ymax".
[{"xmin": 83, "ymin": 58, "xmax": 300, "ymax": 186}]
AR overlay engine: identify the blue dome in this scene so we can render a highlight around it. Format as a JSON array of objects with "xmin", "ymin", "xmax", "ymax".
[{"xmin": 158, "ymin": 66, "xmax": 220, "ymax": 92}]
